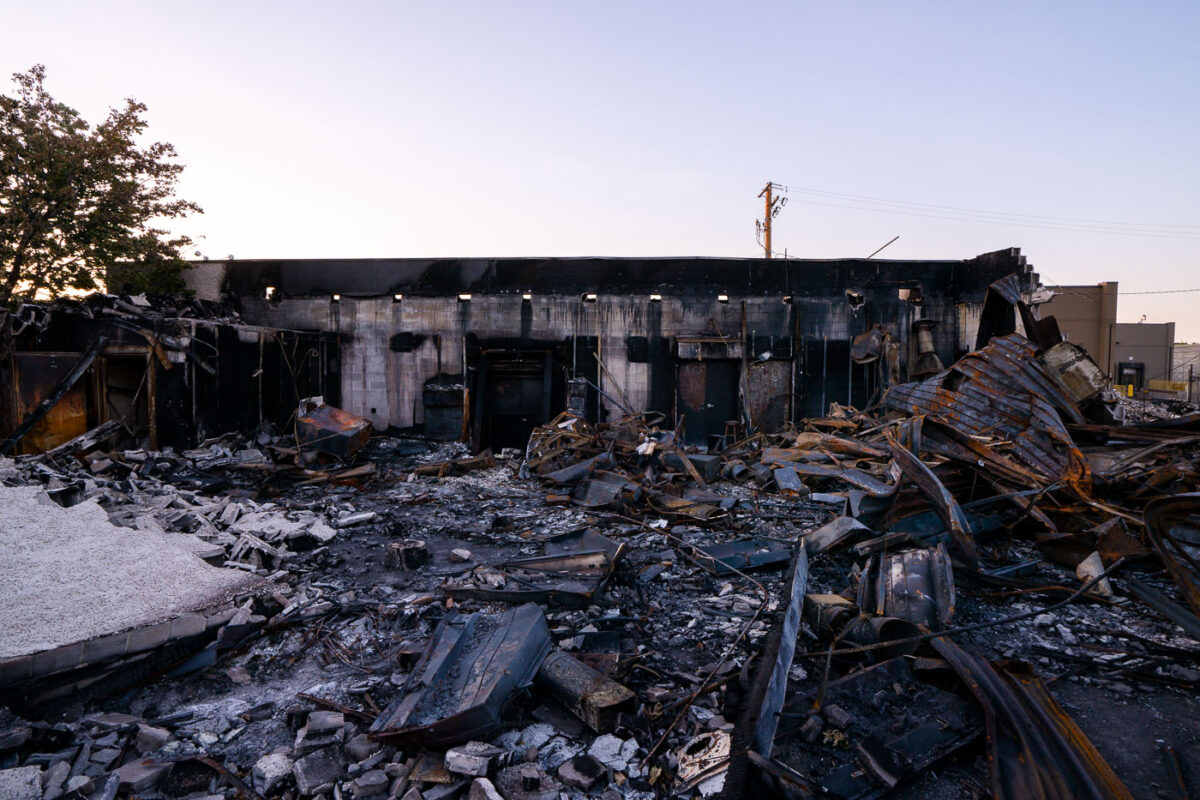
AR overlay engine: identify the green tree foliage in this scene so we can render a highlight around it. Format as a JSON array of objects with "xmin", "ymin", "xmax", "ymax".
[{"xmin": 0, "ymin": 65, "xmax": 201, "ymax": 305}]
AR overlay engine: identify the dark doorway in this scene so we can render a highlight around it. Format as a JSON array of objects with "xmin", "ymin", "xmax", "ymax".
[
  {"xmin": 473, "ymin": 350, "xmax": 564, "ymax": 451},
  {"xmin": 1117, "ymin": 362, "xmax": 1145, "ymax": 389},
  {"xmin": 676, "ymin": 360, "xmax": 739, "ymax": 447}
]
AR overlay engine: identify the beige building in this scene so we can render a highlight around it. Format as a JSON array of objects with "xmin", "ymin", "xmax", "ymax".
[
  {"xmin": 1038, "ymin": 282, "xmax": 1118, "ymax": 371},
  {"xmin": 1111, "ymin": 322, "xmax": 1175, "ymax": 389}
]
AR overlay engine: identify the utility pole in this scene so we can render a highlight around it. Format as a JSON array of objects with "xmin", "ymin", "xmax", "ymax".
[{"xmin": 757, "ymin": 182, "xmax": 786, "ymax": 258}]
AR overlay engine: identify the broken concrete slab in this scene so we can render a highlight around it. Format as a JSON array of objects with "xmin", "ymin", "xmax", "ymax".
[
  {"xmin": 252, "ymin": 752, "xmax": 294, "ymax": 794},
  {"xmin": 114, "ymin": 759, "xmax": 173, "ymax": 793},
  {"xmin": 293, "ymin": 745, "xmax": 346, "ymax": 796},
  {"xmin": 0, "ymin": 486, "xmax": 263, "ymax": 686},
  {"xmin": 0, "ymin": 765, "xmax": 41, "ymax": 800}
]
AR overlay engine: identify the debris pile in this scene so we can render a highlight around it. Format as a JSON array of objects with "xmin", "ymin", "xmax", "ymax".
[{"xmin": 3, "ymin": 279, "xmax": 1200, "ymax": 798}]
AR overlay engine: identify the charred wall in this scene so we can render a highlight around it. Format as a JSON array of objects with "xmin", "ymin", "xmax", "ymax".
[
  {"xmin": 186, "ymin": 249, "xmax": 1036, "ymax": 447},
  {"xmin": 1, "ymin": 303, "xmax": 339, "ymax": 454}
]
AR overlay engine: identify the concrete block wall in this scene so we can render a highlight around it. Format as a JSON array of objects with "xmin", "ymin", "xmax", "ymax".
[{"xmin": 195, "ymin": 251, "xmax": 1037, "ymax": 435}]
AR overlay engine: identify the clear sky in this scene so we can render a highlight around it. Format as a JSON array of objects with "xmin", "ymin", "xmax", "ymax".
[{"xmin": 5, "ymin": 2, "xmax": 1199, "ymax": 338}]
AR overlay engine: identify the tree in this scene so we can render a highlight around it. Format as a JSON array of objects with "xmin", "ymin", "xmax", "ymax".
[{"xmin": 0, "ymin": 65, "xmax": 201, "ymax": 305}]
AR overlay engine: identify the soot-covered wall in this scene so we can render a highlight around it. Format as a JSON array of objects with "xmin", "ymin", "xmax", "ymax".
[{"xmin": 186, "ymin": 250, "xmax": 1036, "ymax": 444}]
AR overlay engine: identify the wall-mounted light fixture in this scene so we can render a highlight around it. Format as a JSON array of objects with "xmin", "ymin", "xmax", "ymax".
[
  {"xmin": 264, "ymin": 286, "xmax": 276, "ymax": 300},
  {"xmin": 331, "ymin": 294, "xmax": 341, "ymax": 303},
  {"xmin": 458, "ymin": 293, "xmax": 472, "ymax": 302},
  {"xmin": 782, "ymin": 295, "xmax": 793, "ymax": 305},
  {"xmin": 393, "ymin": 294, "xmax": 403, "ymax": 303},
  {"xmin": 717, "ymin": 294, "xmax": 729, "ymax": 304},
  {"xmin": 649, "ymin": 293, "xmax": 663, "ymax": 302},
  {"xmin": 522, "ymin": 293, "xmax": 533, "ymax": 302},
  {"xmin": 582, "ymin": 293, "xmax": 598, "ymax": 303}
]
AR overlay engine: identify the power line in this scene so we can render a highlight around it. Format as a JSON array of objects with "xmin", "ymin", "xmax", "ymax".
[
  {"xmin": 783, "ymin": 196, "xmax": 1200, "ymax": 241},
  {"xmin": 777, "ymin": 184, "xmax": 1200, "ymax": 232},
  {"xmin": 1121, "ymin": 288, "xmax": 1200, "ymax": 295}
]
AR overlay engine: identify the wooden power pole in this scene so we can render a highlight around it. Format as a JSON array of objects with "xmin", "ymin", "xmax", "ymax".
[{"xmin": 757, "ymin": 182, "xmax": 784, "ymax": 258}]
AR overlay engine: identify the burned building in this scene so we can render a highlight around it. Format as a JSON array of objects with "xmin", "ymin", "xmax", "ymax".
[
  {"xmin": 185, "ymin": 247, "xmax": 1036, "ymax": 450},
  {"xmin": 7, "ymin": 247, "xmax": 1200, "ymax": 800},
  {"xmin": 0, "ymin": 296, "xmax": 338, "ymax": 456}
]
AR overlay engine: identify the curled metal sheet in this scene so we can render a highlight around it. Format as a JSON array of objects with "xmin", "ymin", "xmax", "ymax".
[
  {"xmin": 885, "ymin": 334, "xmax": 1091, "ymax": 492},
  {"xmin": 932, "ymin": 637, "xmax": 1133, "ymax": 800},
  {"xmin": 1144, "ymin": 493, "xmax": 1200, "ymax": 620},
  {"xmin": 886, "ymin": 429, "xmax": 979, "ymax": 568}
]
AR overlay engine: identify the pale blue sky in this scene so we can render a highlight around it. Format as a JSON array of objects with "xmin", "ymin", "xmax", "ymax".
[{"xmin": 5, "ymin": 2, "xmax": 1199, "ymax": 337}]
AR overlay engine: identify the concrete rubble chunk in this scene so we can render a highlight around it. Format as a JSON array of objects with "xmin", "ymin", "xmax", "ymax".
[
  {"xmin": 252, "ymin": 752, "xmax": 295, "ymax": 794},
  {"xmin": 64, "ymin": 775, "xmax": 93, "ymax": 795},
  {"xmin": 823, "ymin": 703, "xmax": 853, "ymax": 729},
  {"xmin": 89, "ymin": 773, "xmax": 120, "ymax": 800},
  {"xmin": 352, "ymin": 768, "xmax": 389, "ymax": 797},
  {"xmin": 468, "ymin": 776, "xmax": 505, "ymax": 800},
  {"xmin": 0, "ymin": 766, "xmax": 41, "ymax": 800},
  {"xmin": 135, "ymin": 723, "xmax": 171, "ymax": 754},
  {"xmin": 494, "ymin": 762, "xmax": 562, "ymax": 800},
  {"xmin": 557, "ymin": 755, "xmax": 606, "ymax": 791},
  {"xmin": 40, "ymin": 759, "xmax": 71, "ymax": 800},
  {"xmin": 1076, "ymin": 551, "xmax": 1114, "ymax": 597},
  {"xmin": 586, "ymin": 734, "xmax": 637, "ymax": 771},
  {"xmin": 295, "ymin": 710, "xmax": 346, "ymax": 757},
  {"xmin": 114, "ymin": 759, "xmax": 173, "ymax": 793},
  {"xmin": 445, "ymin": 741, "xmax": 508, "ymax": 776},
  {"xmin": 293, "ymin": 745, "xmax": 346, "ymax": 796},
  {"xmin": 345, "ymin": 732, "xmax": 382, "ymax": 762}
]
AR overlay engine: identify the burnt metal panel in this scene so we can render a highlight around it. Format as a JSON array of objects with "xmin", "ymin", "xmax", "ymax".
[
  {"xmin": 746, "ymin": 360, "xmax": 790, "ymax": 433},
  {"xmin": 369, "ymin": 603, "xmax": 552, "ymax": 747}
]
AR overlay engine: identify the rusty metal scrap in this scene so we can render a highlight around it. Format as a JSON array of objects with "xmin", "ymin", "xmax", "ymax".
[
  {"xmin": 296, "ymin": 398, "xmax": 372, "ymax": 458},
  {"xmin": 869, "ymin": 544, "xmax": 955, "ymax": 630},
  {"xmin": 933, "ymin": 637, "xmax": 1134, "ymax": 800},
  {"xmin": 885, "ymin": 333, "xmax": 1092, "ymax": 490},
  {"xmin": 1144, "ymin": 494, "xmax": 1200, "ymax": 619},
  {"xmin": 886, "ymin": 429, "xmax": 980, "ymax": 568}
]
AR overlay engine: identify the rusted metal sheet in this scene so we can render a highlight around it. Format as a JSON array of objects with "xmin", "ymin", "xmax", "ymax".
[
  {"xmin": 1143, "ymin": 494, "xmax": 1200, "ymax": 620},
  {"xmin": 886, "ymin": 430, "xmax": 980, "ymax": 568},
  {"xmin": 745, "ymin": 360, "xmax": 790, "ymax": 434},
  {"xmin": 872, "ymin": 544, "xmax": 955, "ymax": 629},
  {"xmin": 296, "ymin": 399, "xmax": 371, "ymax": 457},
  {"xmin": 772, "ymin": 460, "xmax": 896, "ymax": 497},
  {"xmin": 850, "ymin": 326, "xmax": 883, "ymax": 364},
  {"xmin": 369, "ymin": 603, "xmax": 552, "ymax": 747},
  {"xmin": 933, "ymin": 637, "xmax": 1133, "ymax": 800},
  {"xmin": 692, "ymin": 539, "xmax": 793, "ymax": 575},
  {"xmin": 886, "ymin": 333, "xmax": 1091, "ymax": 491},
  {"xmin": 1039, "ymin": 341, "xmax": 1107, "ymax": 406},
  {"xmin": 677, "ymin": 362, "xmax": 707, "ymax": 418}
]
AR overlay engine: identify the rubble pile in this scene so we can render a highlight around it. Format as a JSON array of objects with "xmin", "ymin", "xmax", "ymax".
[{"xmin": 2, "ymin": 284, "xmax": 1200, "ymax": 798}]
